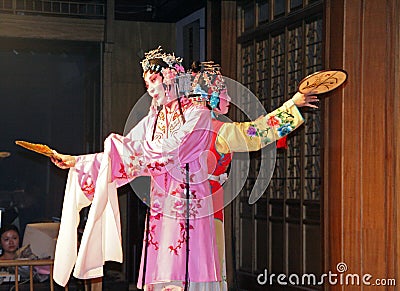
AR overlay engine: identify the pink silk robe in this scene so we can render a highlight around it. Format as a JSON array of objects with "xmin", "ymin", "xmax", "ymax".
[{"xmin": 54, "ymin": 98, "xmax": 221, "ymax": 289}]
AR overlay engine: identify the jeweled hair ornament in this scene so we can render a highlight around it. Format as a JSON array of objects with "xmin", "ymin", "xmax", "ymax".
[
  {"xmin": 190, "ymin": 61, "xmax": 226, "ymax": 109},
  {"xmin": 141, "ymin": 46, "xmax": 184, "ymax": 73},
  {"xmin": 190, "ymin": 61, "xmax": 226, "ymax": 96}
]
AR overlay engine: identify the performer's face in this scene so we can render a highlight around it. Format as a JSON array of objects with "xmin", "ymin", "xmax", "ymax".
[
  {"xmin": 215, "ymin": 89, "xmax": 231, "ymax": 115},
  {"xmin": 144, "ymin": 72, "xmax": 168, "ymax": 106}
]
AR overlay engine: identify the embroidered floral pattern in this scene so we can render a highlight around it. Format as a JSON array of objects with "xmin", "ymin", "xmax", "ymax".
[
  {"xmin": 153, "ymin": 182, "xmax": 204, "ymax": 255},
  {"xmin": 246, "ymin": 126, "xmax": 257, "ymax": 137},
  {"xmin": 143, "ymin": 198, "xmax": 165, "ymax": 251},
  {"xmin": 150, "ymin": 199, "xmax": 163, "ymax": 221},
  {"xmin": 147, "ymin": 161, "xmax": 167, "ymax": 172},
  {"xmin": 245, "ymin": 123, "xmax": 270, "ymax": 143},
  {"xmin": 245, "ymin": 109, "xmax": 297, "ymax": 143},
  {"xmin": 113, "ymin": 152, "xmax": 172, "ymax": 181},
  {"xmin": 168, "ymin": 222, "xmax": 193, "ymax": 255},
  {"xmin": 170, "ymin": 184, "xmax": 203, "ymax": 219},
  {"xmin": 172, "ymin": 199, "xmax": 185, "ymax": 216},
  {"xmin": 117, "ymin": 163, "xmax": 129, "ymax": 179},
  {"xmin": 267, "ymin": 115, "xmax": 282, "ymax": 127},
  {"xmin": 277, "ymin": 123, "xmax": 293, "ymax": 137},
  {"xmin": 145, "ymin": 224, "xmax": 159, "ymax": 250},
  {"xmin": 153, "ymin": 98, "xmax": 193, "ymax": 138},
  {"xmin": 275, "ymin": 110, "xmax": 296, "ymax": 136},
  {"xmin": 81, "ymin": 177, "xmax": 95, "ymax": 200}
]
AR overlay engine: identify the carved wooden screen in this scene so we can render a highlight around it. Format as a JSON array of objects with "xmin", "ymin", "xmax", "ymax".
[{"xmin": 234, "ymin": 1, "xmax": 323, "ymax": 290}]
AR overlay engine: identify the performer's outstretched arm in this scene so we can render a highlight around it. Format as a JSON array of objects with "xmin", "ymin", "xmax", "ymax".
[
  {"xmin": 215, "ymin": 92, "xmax": 317, "ymax": 154},
  {"xmin": 51, "ymin": 104, "xmax": 211, "ymax": 199}
]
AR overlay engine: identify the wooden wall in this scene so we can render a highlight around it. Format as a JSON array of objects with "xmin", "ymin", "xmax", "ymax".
[
  {"xmin": 324, "ymin": 0, "xmax": 399, "ymax": 289},
  {"xmin": 107, "ymin": 21, "xmax": 176, "ymax": 135}
]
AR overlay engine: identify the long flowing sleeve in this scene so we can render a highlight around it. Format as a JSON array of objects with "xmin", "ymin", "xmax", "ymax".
[
  {"xmin": 53, "ymin": 169, "xmax": 92, "ymax": 286},
  {"xmin": 103, "ymin": 104, "xmax": 211, "ymax": 182},
  {"xmin": 120, "ymin": 103, "xmax": 211, "ymax": 164},
  {"xmin": 215, "ymin": 99, "xmax": 304, "ymax": 154},
  {"xmin": 74, "ymin": 105, "xmax": 211, "ymax": 197},
  {"xmin": 72, "ymin": 114, "xmax": 151, "ymax": 200}
]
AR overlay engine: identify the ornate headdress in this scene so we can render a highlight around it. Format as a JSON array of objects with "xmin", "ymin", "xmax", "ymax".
[
  {"xmin": 140, "ymin": 46, "xmax": 184, "ymax": 74},
  {"xmin": 141, "ymin": 47, "xmax": 188, "ymax": 115},
  {"xmin": 190, "ymin": 61, "xmax": 226, "ymax": 109}
]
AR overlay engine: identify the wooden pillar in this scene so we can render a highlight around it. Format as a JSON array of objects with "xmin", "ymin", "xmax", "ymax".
[
  {"xmin": 102, "ymin": 0, "xmax": 114, "ymax": 140},
  {"xmin": 220, "ymin": 3, "xmax": 237, "ymax": 289},
  {"xmin": 324, "ymin": 0, "xmax": 399, "ymax": 289},
  {"xmin": 396, "ymin": 0, "xmax": 400, "ymax": 285},
  {"xmin": 220, "ymin": 1, "xmax": 237, "ymax": 80},
  {"xmin": 206, "ymin": 0, "xmax": 221, "ymax": 63}
]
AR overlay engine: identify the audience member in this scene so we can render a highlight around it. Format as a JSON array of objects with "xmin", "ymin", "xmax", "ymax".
[{"xmin": 0, "ymin": 225, "xmax": 20, "ymax": 260}]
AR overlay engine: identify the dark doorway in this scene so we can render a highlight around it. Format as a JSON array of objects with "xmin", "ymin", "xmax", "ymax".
[{"xmin": 0, "ymin": 37, "xmax": 101, "ymax": 233}]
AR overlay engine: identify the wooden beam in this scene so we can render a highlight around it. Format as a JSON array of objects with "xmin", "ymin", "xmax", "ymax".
[{"xmin": 0, "ymin": 14, "xmax": 104, "ymax": 41}]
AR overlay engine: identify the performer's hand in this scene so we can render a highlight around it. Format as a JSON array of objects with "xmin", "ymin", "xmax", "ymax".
[
  {"xmin": 291, "ymin": 92, "xmax": 319, "ymax": 108},
  {"xmin": 50, "ymin": 151, "xmax": 76, "ymax": 169}
]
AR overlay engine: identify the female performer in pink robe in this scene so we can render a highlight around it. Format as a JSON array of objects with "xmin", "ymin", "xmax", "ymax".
[{"xmin": 51, "ymin": 48, "xmax": 222, "ymax": 291}]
